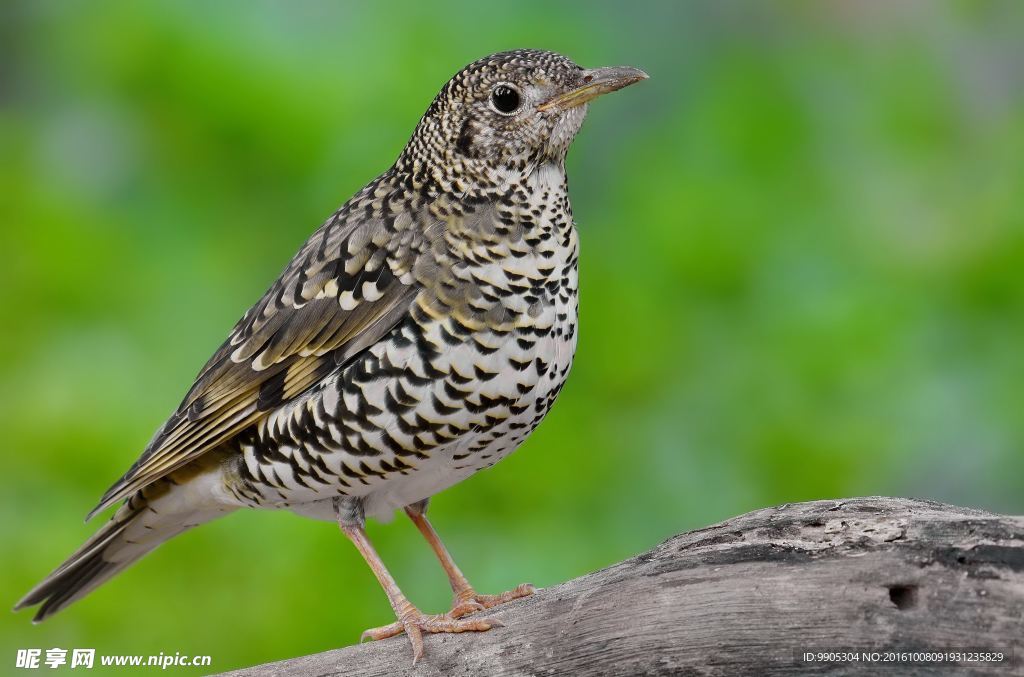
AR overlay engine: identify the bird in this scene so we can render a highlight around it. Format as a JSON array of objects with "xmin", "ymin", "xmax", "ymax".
[{"xmin": 16, "ymin": 48, "xmax": 648, "ymax": 662}]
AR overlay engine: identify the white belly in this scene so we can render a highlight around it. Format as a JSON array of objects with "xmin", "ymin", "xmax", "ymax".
[
  {"xmin": 279, "ymin": 253, "xmax": 579, "ymax": 524},
  {"xmin": 363, "ymin": 310, "xmax": 578, "ymax": 521},
  {"xmin": 243, "ymin": 165, "xmax": 581, "ymax": 523}
]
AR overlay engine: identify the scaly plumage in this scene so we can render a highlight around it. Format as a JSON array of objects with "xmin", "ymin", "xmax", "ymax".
[{"xmin": 17, "ymin": 48, "xmax": 647, "ymax": 662}]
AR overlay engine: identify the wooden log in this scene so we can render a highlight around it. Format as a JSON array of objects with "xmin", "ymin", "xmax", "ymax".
[{"xmin": 219, "ymin": 497, "xmax": 1023, "ymax": 676}]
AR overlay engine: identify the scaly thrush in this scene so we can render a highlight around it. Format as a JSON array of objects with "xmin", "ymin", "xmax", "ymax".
[{"xmin": 17, "ymin": 49, "xmax": 647, "ymax": 662}]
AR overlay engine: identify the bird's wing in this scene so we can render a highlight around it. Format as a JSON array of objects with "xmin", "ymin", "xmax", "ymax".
[{"xmin": 88, "ymin": 179, "xmax": 442, "ymax": 519}]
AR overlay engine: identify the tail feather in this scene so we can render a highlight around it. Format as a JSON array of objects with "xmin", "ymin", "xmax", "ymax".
[
  {"xmin": 16, "ymin": 499, "xmax": 153, "ymax": 622},
  {"xmin": 16, "ymin": 460, "xmax": 235, "ymax": 622}
]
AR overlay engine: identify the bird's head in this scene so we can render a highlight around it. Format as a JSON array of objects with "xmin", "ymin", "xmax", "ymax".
[{"xmin": 396, "ymin": 49, "xmax": 648, "ymax": 191}]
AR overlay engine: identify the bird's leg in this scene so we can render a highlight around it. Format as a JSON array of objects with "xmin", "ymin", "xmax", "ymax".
[
  {"xmin": 405, "ymin": 499, "xmax": 535, "ymax": 618},
  {"xmin": 334, "ymin": 497, "xmax": 498, "ymax": 664}
]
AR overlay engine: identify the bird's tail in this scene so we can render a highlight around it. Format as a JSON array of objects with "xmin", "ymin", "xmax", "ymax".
[{"xmin": 15, "ymin": 460, "xmax": 235, "ymax": 622}]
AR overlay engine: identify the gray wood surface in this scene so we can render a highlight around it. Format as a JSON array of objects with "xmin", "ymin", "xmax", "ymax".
[{"xmin": 218, "ymin": 497, "xmax": 1023, "ymax": 676}]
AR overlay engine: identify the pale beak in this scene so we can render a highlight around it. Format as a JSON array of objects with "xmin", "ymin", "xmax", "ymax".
[{"xmin": 538, "ymin": 66, "xmax": 649, "ymax": 112}]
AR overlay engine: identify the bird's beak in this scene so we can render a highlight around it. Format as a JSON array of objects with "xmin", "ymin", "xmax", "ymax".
[{"xmin": 538, "ymin": 66, "xmax": 649, "ymax": 112}]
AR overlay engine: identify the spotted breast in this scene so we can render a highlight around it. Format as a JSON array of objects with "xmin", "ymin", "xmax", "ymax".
[{"xmin": 226, "ymin": 161, "xmax": 579, "ymax": 522}]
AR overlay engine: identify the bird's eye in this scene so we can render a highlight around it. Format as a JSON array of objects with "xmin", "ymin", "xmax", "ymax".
[{"xmin": 490, "ymin": 84, "xmax": 521, "ymax": 114}]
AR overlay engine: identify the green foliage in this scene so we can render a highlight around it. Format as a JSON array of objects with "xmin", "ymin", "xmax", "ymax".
[{"xmin": 2, "ymin": 1, "xmax": 1022, "ymax": 673}]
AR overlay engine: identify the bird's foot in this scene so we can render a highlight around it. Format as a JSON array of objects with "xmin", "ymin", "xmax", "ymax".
[
  {"xmin": 450, "ymin": 582, "xmax": 536, "ymax": 615},
  {"xmin": 360, "ymin": 608, "xmax": 502, "ymax": 664}
]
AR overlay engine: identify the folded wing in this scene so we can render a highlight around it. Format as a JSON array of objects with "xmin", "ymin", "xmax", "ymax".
[{"xmin": 88, "ymin": 179, "xmax": 440, "ymax": 519}]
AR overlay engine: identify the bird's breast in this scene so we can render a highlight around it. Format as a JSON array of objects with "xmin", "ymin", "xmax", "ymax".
[{"xmin": 229, "ymin": 173, "xmax": 580, "ymax": 518}]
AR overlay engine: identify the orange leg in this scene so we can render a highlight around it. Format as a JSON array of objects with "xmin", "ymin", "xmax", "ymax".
[
  {"xmin": 337, "ymin": 502, "xmax": 498, "ymax": 664},
  {"xmin": 404, "ymin": 501, "xmax": 536, "ymax": 616}
]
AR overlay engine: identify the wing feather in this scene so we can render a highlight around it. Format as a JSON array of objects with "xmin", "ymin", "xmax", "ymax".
[{"xmin": 87, "ymin": 176, "xmax": 437, "ymax": 519}]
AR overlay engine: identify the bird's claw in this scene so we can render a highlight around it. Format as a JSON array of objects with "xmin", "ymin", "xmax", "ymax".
[
  {"xmin": 448, "ymin": 599, "xmax": 485, "ymax": 618},
  {"xmin": 455, "ymin": 582, "xmax": 536, "ymax": 612},
  {"xmin": 360, "ymin": 609, "xmax": 502, "ymax": 664},
  {"xmin": 357, "ymin": 585, "xmax": 533, "ymax": 663}
]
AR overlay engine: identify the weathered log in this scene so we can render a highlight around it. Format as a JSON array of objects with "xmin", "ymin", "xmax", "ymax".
[{"xmin": 219, "ymin": 497, "xmax": 1023, "ymax": 676}]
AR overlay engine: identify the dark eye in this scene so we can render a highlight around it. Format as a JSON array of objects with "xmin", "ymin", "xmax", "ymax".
[{"xmin": 490, "ymin": 84, "xmax": 521, "ymax": 114}]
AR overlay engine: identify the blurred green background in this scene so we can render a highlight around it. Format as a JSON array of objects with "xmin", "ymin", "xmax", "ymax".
[{"xmin": 3, "ymin": 0, "xmax": 1023, "ymax": 673}]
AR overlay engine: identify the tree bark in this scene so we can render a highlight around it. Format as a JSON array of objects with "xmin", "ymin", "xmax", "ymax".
[{"xmin": 219, "ymin": 497, "xmax": 1023, "ymax": 676}]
